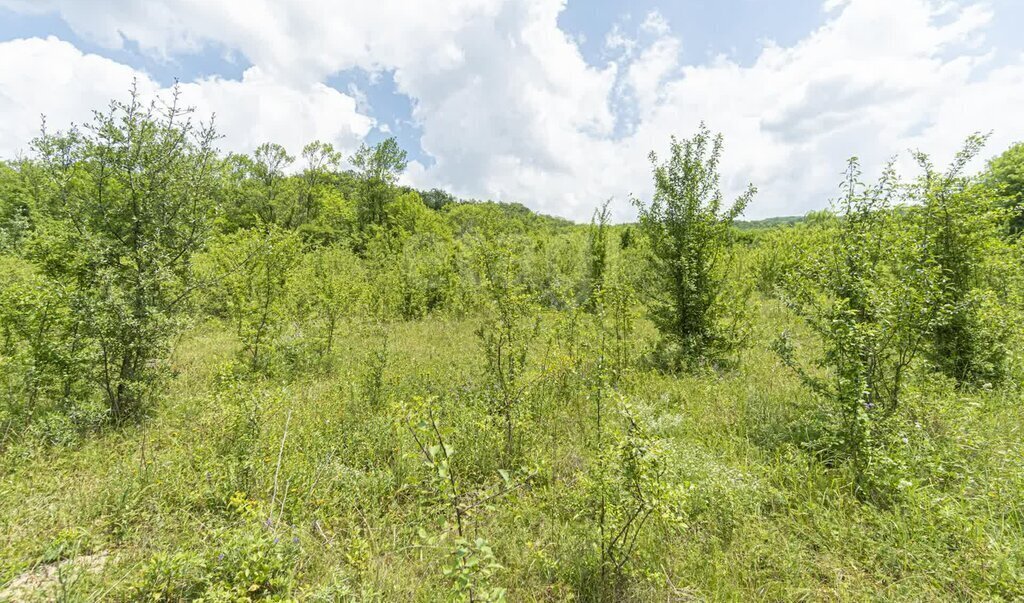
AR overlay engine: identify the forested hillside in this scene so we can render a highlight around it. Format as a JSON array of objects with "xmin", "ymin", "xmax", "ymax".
[{"xmin": 1, "ymin": 90, "xmax": 1024, "ymax": 601}]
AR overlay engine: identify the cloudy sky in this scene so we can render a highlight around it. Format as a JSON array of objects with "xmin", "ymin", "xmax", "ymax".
[{"xmin": 1, "ymin": 0, "xmax": 1022, "ymax": 221}]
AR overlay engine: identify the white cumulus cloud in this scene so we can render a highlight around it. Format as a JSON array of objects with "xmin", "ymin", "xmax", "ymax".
[
  {"xmin": 1, "ymin": 0, "xmax": 1023, "ymax": 220},
  {"xmin": 0, "ymin": 37, "xmax": 374, "ymax": 161}
]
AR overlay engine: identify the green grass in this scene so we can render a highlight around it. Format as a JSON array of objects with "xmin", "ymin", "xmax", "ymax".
[{"xmin": 1, "ymin": 297, "xmax": 1022, "ymax": 601}]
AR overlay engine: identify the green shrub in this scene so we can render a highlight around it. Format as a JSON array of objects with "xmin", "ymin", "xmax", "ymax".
[
  {"xmin": 582, "ymin": 202, "xmax": 611, "ymax": 311},
  {"xmin": 288, "ymin": 244, "xmax": 366, "ymax": 358},
  {"xmin": 913, "ymin": 135, "xmax": 1015, "ymax": 385},
  {"xmin": 986, "ymin": 141, "xmax": 1024, "ymax": 232},
  {"xmin": 0, "ymin": 256, "xmax": 89, "ymax": 429},
  {"xmin": 199, "ymin": 227, "xmax": 301, "ymax": 373},
  {"xmin": 27, "ymin": 84, "xmax": 219, "ymax": 420},
  {"xmin": 351, "ymin": 137, "xmax": 408, "ymax": 236},
  {"xmin": 130, "ymin": 521, "xmax": 299, "ymax": 601},
  {"xmin": 776, "ymin": 159, "xmax": 924, "ymax": 503},
  {"xmin": 474, "ymin": 241, "xmax": 540, "ymax": 458},
  {"xmin": 633, "ymin": 124, "xmax": 756, "ymax": 369}
]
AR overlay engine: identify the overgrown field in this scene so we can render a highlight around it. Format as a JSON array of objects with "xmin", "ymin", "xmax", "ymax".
[{"xmin": 1, "ymin": 91, "xmax": 1023, "ymax": 601}]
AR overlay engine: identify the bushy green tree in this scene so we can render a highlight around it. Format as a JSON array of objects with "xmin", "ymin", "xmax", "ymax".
[
  {"xmin": 29, "ymin": 84, "xmax": 218, "ymax": 420},
  {"xmin": 396, "ymin": 233, "xmax": 462, "ymax": 320},
  {"xmin": 221, "ymin": 143, "xmax": 295, "ymax": 230},
  {"xmin": 304, "ymin": 183, "xmax": 358, "ymax": 247},
  {"xmin": 750, "ymin": 222, "xmax": 829, "ymax": 297},
  {"xmin": 292, "ymin": 141, "xmax": 342, "ymax": 230},
  {"xmin": 200, "ymin": 226, "xmax": 301, "ymax": 372},
  {"xmin": 525, "ymin": 232, "xmax": 584, "ymax": 309},
  {"xmin": 351, "ymin": 137, "xmax": 408, "ymax": 233},
  {"xmin": 633, "ymin": 124, "xmax": 755, "ymax": 368},
  {"xmin": 289, "ymin": 244, "xmax": 366, "ymax": 357},
  {"xmin": 421, "ymin": 187, "xmax": 455, "ymax": 211},
  {"xmin": 776, "ymin": 159, "xmax": 924, "ymax": 501},
  {"xmin": 474, "ymin": 238, "xmax": 538, "ymax": 458},
  {"xmin": 0, "ymin": 256, "xmax": 89, "ymax": 426},
  {"xmin": 590, "ymin": 403, "xmax": 676, "ymax": 599},
  {"xmin": 913, "ymin": 135, "xmax": 1013, "ymax": 385},
  {"xmin": 386, "ymin": 189, "xmax": 448, "ymax": 240},
  {"xmin": 0, "ymin": 161, "xmax": 33, "ymax": 251},
  {"xmin": 986, "ymin": 141, "xmax": 1024, "ymax": 232},
  {"xmin": 583, "ymin": 201, "xmax": 611, "ymax": 311}
]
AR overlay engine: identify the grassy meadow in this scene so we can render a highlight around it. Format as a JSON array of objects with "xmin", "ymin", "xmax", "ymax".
[{"xmin": 1, "ymin": 93, "xmax": 1023, "ymax": 601}]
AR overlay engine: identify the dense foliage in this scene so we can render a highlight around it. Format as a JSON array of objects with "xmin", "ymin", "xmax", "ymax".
[
  {"xmin": 1, "ymin": 90, "xmax": 1023, "ymax": 601},
  {"xmin": 987, "ymin": 141, "xmax": 1024, "ymax": 231},
  {"xmin": 633, "ymin": 124, "xmax": 755, "ymax": 368}
]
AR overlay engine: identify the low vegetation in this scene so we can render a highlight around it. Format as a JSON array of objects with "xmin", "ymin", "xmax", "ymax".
[{"xmin": 1, "ymin": 87, "xmax": 1023, "ymax": 601}]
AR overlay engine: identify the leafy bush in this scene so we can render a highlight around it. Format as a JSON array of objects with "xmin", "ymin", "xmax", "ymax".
[
  {"xmin": 288, "ymin": 244, "xmax": 366, "ymax": 358},
  {"xmin": 775, "ymin": 159, "xmax": 924, "ymax": 503},
  {"xmin": 199, "ymin": 227, "xmax": 301, "ymax": 373},
  {"xmin": 351, "ymin": 137, "xmax": 408, "ymax": 236},
  {"xmin": 913, "ymin": 135, "xmax": 1015, "ymax": 385},
  {"xmin": 633, "ymin": 124, "xmax": 756, "ymax": 369},
  {"xmin": 986, "ymin": 141, "xmax": 1024, "ymax": 232},
  {"xmin": 582, "ymin": 202, "xmax": 611, "ymax": 311},
  {"xmin": 0, "ymin": 256, "xmax": 88, "ymax": 430},
  {"xmin": 130, "ymin": 521, "xmax": 299, "ymax": 601},
  {"xmin": 26, "ymin": 84, "xmax": 218, "ymax": 421},
  {"xmin": 0, "ymin": 161, "xmax": 32, "ymax": 252},
  {"xmin": 474, "ymin": 240, "xmax": 540, "ymax": 458}
]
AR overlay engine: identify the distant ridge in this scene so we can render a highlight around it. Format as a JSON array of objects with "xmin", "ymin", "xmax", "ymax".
[{"xmin": 733, "ymin": 215, "xmax": 806, "ymax": 230}]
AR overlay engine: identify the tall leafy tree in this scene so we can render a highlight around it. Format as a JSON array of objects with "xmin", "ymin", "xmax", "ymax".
[
  {"xmin": 986, "ymin": 141, "xmax": 1024, "ymax": 232},
  {"xmin": 0, "ymin": 161, "xmax": 33, "ymax": 251},
  {"xmin": 633, "ymin": 124, "xmax": 755, "ymax": 368},
  {"xmin": 775, "ymin": 159, "xmax": 926, "ymax": 502},
  {"xmin": 351, "ymin": 137, "xmax": 408, "ymax": 232},
  {"xmin": 421, "ymin": 187, "xmax": 455, "ymax": 210},
  {"xmin": 293, "ymin": 140, "xmax": 342, "ymax": 230},
  {"xmin": 200, "ymin": 226, "xmax": 300, "ymax": 372},
  {"xmin": 30, "ymin": 83, "xmax": 219, "ymax": 420},
  {"xmin": 914, "ymin": 135, "xmax": 1013, "ymax": 384},
  {"xmin": 583, "ymin": 200, "xmax": 611, "ymax": 311}
]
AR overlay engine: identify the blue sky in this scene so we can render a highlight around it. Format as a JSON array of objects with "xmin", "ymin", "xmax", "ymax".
[
  {"xmin": 0, "ymin": 6, "xmax": 248, "ymax": 82},
  {"xmin": 1, "ymin": 0, "xmax": 1022, "ymax": 220},
  {"xmin": 0, "ymin": 0, "xmax": 834, "ymax": 168},
  {"xmin": 561, "ymin": 0, "xmax": 828, "ymax": 67}
]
